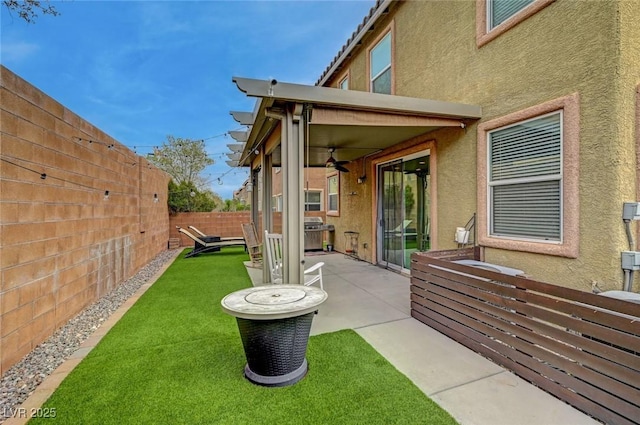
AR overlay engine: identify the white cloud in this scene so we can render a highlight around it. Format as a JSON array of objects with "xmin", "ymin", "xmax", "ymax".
[{"xmin": 1, "ymin": 40, "xmax": 39, "ymax": 62}]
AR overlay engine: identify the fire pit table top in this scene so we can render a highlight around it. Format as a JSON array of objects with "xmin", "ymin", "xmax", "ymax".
[{"xmin": 221, "ymin": 284, "xmax": 328, "ymax": 320}]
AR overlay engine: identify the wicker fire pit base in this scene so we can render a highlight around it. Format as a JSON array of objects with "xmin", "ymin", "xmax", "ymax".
[
  {"xmin": 237, "ymin": 312, "xmax": 314, "ymax": 386},
  {"xmin": 221, "ymin": 285, "xmax": 328, "ymax": 387}
]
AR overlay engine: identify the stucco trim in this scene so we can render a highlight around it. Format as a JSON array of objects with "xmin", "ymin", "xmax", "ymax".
[
  {"xmin": 477, "ymin": 93, "xmax": 580, "ymax": 258},
  {"xmin": 366, "ymin": 21, "xmax": 395, "ymax": 94},
  {"xmin": 476, "ymin": 0, "xmax": 556, "ymax": 48}
]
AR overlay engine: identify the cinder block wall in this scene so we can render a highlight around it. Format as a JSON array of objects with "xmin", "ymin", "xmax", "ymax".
[
  {"xmin": 170, "ymin": 211, "xmax": 251, "ymax": 245},
  {"xmin": 0, "ymin": 66, "xmax": 170, "ymax": 375}
]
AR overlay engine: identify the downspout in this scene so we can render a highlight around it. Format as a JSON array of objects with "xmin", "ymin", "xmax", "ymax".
[
  {"xmin": 623, "ymin": 270, "xmax": 633, "ymax": 292},
  {"xmin": 624, "ymin": 219, "xmax": 635, "ymax": 292},
  {"xmin": 624, "ymin": 219, "xmax": 635, "ymax": 251}
]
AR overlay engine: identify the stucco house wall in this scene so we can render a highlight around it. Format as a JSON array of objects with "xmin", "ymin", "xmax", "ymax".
[{"xmin": 322, "ymin": 0, "xmax": 639, "ymax": 292}]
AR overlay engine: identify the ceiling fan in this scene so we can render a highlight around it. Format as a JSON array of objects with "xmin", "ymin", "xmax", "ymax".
[{"xmin": 325, "ymin": 148, "xmax": 350, "ymax": 172}]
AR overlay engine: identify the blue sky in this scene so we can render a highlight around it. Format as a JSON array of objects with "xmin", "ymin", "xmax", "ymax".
[{"xmin": 1, "ymin": 0, "xmax": 375, "ymax": 199}]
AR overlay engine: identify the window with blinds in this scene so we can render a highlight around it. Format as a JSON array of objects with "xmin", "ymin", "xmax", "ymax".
[
  {"xmin": 488, "ymin": 111, "xmax": 562, "ymax": 241},
  {"xmin": 488, "ymin": 0, "xmax": 534, "ymax": 30}
]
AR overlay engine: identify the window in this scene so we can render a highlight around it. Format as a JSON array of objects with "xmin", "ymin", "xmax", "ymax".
[
  {"xmin": 477, "ymin": 93, "xmax": 579, "ymax": 258},
  {"xmin": 487, "ymin": 0, "xmax": 533, "ymax": 30},
  {"xmin": 370, "ymin": 32, "xmax": 391, "ymax": 94},
  {"xmin": 339, "ymin": 76, "xmax": 349, "ymax": 90},
  {"xmin": 272, "ymin": 195, "xmax": 282, "ymax": 212},
  {"xmin": 476, "ymin": 0, "xmax": 555, "ymax": 47},
  {"xmin": 488, "ymin": 112, "xmax": 561, "ymax": 241},
  {"xmin": 327, "ymin": 174, "xmax": 339, "ymax": 215},
  {"xmin": 305, "ymin": 190, "xmax": 322, "ymax": 211}
]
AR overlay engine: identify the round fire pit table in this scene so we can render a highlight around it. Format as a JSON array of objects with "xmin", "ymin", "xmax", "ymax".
[{"xmin": 221, "ymin": 284, "xmax": 328, "ymax": 387}]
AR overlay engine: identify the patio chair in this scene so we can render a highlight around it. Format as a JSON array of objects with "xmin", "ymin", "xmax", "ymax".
[
  {"xmin": 241, "ymin": 223, "xmax": 262, "ymax": 266},
  {"xmin": 177, "ymin": 227, "xmax": 246, "ymax": 258},
  {"xmin": 264, "ymin": 231, "xmax": 324, "ymax": 289}
]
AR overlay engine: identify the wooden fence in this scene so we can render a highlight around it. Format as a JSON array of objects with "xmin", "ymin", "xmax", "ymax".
[{"xmin": 411, "ymin": 250, "xmax": 640, "ymax": 425}]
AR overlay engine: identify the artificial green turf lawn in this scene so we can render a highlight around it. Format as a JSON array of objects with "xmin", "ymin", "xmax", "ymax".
[{"xmin": 31, "ymin": 248, "xmax": 458, "ymax": 425}]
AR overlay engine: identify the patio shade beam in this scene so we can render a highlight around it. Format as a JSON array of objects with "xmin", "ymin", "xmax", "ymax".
[
  {"xmin": 227, "ymin": 143, "xmax": 245, "ymax": 153},
  {"xmin": 229, "ymin": 130, "xmax": 248, "ymax": 143},
  {"xmin": 233, "ymin": 76, "xmax": 482, "ymax": 120},
  {"xmin": 309, "ymin": 107, "xmax": 465, "ymax": 127},
  {"xmin": 230, "ymin": 111, "xmax": 254, "ymax": 126},
  {"xmin": 238, "ymin": 97, "xmax": 277, "ymax": 167}
]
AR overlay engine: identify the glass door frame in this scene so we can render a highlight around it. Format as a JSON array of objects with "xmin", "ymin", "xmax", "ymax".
[
  {"xmin": 376, "ymin": 150, "xmax": 431, "ymax": 273},
  {"xmin": 378, "ymin": 160, "xmax": 404, "ymax": 271}
]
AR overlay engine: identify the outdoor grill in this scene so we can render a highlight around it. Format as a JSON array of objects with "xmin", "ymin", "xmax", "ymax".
[{"xmin": 304, "ymin": 217, "xmax": 334, "ymax": 251}]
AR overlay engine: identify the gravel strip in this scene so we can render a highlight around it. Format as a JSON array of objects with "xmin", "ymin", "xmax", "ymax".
[{"xmin": 0, "ymin": 249, "xmax": 178, "ymax": 422}]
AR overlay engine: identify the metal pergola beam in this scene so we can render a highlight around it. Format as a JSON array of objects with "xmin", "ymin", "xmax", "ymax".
[
  {"xmin": 233, "ymin": 76, "xmax": 482, "ymax": 120},
  {"xmin": 230, "ymin": 111, "xmax": 254, "ymax": 126},
  {"xmin": 229, "ymin": 131, "xmax": 248, "ymax": 142},
  {"xmin": 227, "ymin": 143, "xmax": 245, "ymax": 153}
]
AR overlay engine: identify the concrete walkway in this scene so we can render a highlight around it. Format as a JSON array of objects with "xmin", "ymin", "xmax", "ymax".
[{"xmin": 248, "ymin": 252, "xmax": 600, "ymax": 425}]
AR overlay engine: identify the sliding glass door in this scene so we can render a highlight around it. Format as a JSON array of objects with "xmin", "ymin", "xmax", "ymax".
[{"xmin": 377, "ymin": 154, "xmax": 430, "ymax": 271}]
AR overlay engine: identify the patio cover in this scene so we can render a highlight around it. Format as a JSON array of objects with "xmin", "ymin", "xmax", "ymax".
[{"xmin": 230, "ymin": 77, "xmax": 481, "ymax": 284}]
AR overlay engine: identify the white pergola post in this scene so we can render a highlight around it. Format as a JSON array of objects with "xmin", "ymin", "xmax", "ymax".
[
  {"xmin": 250, "ymin": 167, "xmax": 259, "ymax": 226},
  {"xmin": 281, "ymin": 103, "xmax": 305, "ymax": 285},
  {"xmin": 261, "ymin": 147, "xmax": 273, "ymax": 283}
]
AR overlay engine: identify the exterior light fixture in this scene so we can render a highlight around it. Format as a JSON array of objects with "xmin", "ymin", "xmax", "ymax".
[
  {"xmin": 154, "ymin": 193, "xmax": 159, "ymax": 203},
  {"xmin": 104, "ymin": 190, "xmax": 110, "ymax": 200}
]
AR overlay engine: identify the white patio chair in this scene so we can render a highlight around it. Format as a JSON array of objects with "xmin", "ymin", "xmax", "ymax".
[{"xmin": 264, "ymin": 231, "xmax": 324, "ymax": 289}]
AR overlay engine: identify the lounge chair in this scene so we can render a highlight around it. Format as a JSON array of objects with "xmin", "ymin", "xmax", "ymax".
[
  {"xmin": 177, "ymin": 227, "xmax": 246, "ymax": 258},
  {"xmin": 189, "ymin": 225, "xmax": 248, "ymax": 247},
  {"xmin": 188, "ymin": 225, "xmax": 209, "ymax": 238},
  {"xmin": 264, "ymin": 231, "xmax": 324, "ymax": 289}
]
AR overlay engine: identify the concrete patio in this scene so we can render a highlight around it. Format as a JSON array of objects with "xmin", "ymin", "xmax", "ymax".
[{"xmin": 247, "ymin": 252, "xmax": 600, "ymax": 425}]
